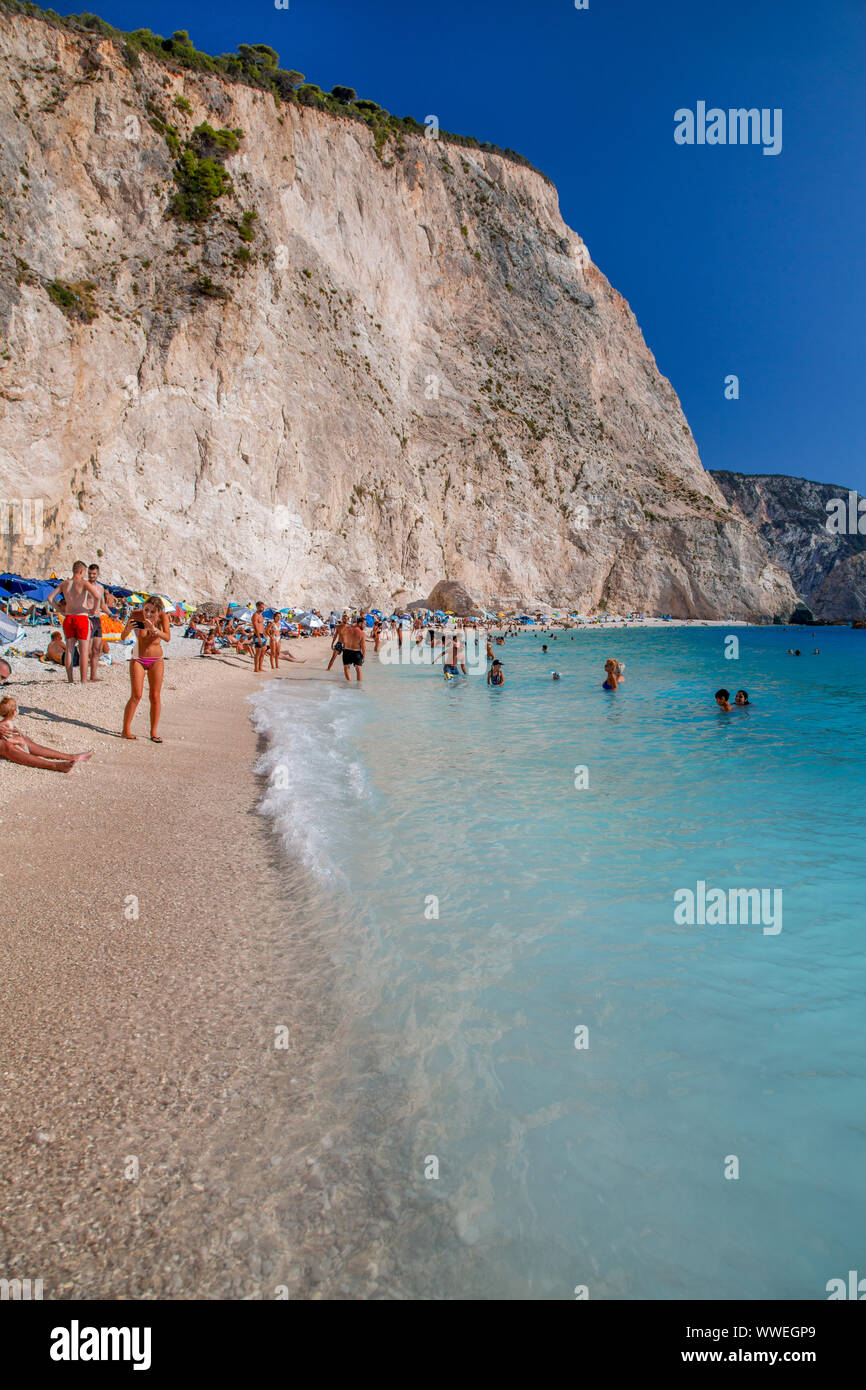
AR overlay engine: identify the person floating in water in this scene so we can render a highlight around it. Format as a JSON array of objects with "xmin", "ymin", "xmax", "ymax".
[
  {"xmin": 551, "ymin": 671, "xmax": 561, "ymax": 680},
  {"xmin": 715, "ymin": 688, "xmax": 732, "ymax": 711},
  {"xmin": 487, "ymin": 660, "xmax": 504, "ymax": 686},
  {"xmin": 602, "ymin": 658, "xmax": 621, "ymax": 691},
  {"xmin": 735, "ymin": 690, "xmax": 750, "ymax": 706}
]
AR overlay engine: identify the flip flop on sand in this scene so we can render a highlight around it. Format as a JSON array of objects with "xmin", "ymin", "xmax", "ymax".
[{"xmin": 150, "ymin": 735, "xmax": 163, "ymax": 743}]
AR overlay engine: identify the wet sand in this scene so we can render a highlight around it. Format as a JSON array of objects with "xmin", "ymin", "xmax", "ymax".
[{"xmin": 0, "ymin": 635, "xmax": 368, "ymax": 1298}]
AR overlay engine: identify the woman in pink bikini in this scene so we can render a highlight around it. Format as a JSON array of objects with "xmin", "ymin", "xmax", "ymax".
[{"xmin": 121, "ymin": 597, "xmax": 170, "ymax": 743}]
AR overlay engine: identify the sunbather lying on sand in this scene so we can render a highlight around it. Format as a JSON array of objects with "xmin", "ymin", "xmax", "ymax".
[
  {"xmin": 0, "ymin": 696, "xmax": 92, "ymax": 773},
  {"xmin": 43, "ymin": 630, "xmax": 66, "ymax": 665}
]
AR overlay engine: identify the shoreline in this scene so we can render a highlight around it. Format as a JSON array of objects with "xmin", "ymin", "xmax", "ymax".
[{"xmin": 1, "ymin": 621, "xmax": 844, "ymax": 1298}]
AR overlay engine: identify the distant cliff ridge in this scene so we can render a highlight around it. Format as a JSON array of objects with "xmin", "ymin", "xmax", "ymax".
[
  {"xmin": 711, "ymin": 472, "xmax": 866, "ymax": 621},
  {"xmin": 0, "ymin": 9, "xmax": 795, "ymax": 616}
]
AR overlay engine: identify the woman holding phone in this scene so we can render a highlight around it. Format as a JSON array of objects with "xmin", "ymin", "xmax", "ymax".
[{"xmin": 120, "ymin": 597, "xmax": 170, "ymax": 743}]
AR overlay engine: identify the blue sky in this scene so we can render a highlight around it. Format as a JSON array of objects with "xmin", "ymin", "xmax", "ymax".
[{"xmin": 54, "ymin": 0, "xmax": 866, "ymax": 490}]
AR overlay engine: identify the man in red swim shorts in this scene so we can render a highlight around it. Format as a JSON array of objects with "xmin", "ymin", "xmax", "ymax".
[{"xmin": 47, "ymin": 562, "xmax": 104, "ymax": 684}]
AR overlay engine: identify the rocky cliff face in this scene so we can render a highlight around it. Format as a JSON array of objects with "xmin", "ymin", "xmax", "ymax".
[
  {"xmin": 0, "ymin": 11, "xmax": 795, "ymax": 616},
  {"xmin": 711, "ymin": 471, "xmax": 866, "ymax": 620}
]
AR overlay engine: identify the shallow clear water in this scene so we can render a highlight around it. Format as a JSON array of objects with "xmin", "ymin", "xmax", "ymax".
[{"xmin": 251, "ymin": 626, "xmax": 866, "ymax": 1299}]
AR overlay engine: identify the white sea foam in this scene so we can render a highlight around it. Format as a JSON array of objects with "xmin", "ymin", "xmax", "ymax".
[{"xmin": 249, "ymin": 683, "xmax": 369, "ymax": 882}]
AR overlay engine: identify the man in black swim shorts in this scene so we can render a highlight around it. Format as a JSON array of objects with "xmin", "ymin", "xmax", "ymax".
[
  {"xmin": 341, "ymin": 614, "xmax": 366, "ymax": 683},
  {"xmin": 251, "ymin": 601, "xmax": 268, "ymax": 673}
]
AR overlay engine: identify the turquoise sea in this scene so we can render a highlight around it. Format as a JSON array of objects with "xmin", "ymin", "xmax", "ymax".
[{"xmin": 250, "ymin": 625, "xmax": 866, "ymax": 1299}]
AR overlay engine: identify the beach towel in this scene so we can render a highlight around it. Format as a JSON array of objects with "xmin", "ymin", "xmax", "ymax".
[{"xmin": 99, "ymin": 614, "xmax": 125, "ymax": 641}]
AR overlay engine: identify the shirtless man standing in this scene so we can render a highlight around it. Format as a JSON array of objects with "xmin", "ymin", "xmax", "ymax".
[
  {"xmin": 327, "ymin": 611, "xmax": 349, "ymax": 672},
  {"xmin": 47, "ymin": 562, "xmax": 103, "ymax": 684},
  {"xmin": 446, "ymin": 632, "xmax": 467, "ymax": 676},
  {"xmin": 341, "ymin": 613, "xmax": 366, "ymax": 683},
  {"xmin": 86, "ymin": 562, "xmax": 113, "ymax": 682},
  {"xmin": 251, "ymin": 602, "xmax": 267, "ymax": 673}
]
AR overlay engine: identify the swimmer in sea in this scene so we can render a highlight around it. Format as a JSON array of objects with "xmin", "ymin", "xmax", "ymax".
[
  {"xmin": 734, "ymin": 690, "xmax": 750, "ymax": 706},
  {"xmin": 487, "ymin": 660, "xmax": 504, "ymax": 686},
  {"xmin": 715, "ymin": 688, "xmax": 732, "ymax": 711},
  {"xmin": 602, "ymin": 658, "xmax": 620, "ymax": 691},
  {"xmin": 551, "ymin": 671, "xmax": 561, "ymax": 680}
]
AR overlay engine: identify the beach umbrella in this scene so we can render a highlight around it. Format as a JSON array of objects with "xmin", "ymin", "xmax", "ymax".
[
  {"xmin": 1, "ymin": 577, "xmax": 39, "ymax": 596},
  {"xmin": 22, "ymin": 579, "xmax": 57, "ymax": 601},
  {"xmin": 232, "ymin": 607, "xmax": 253, "ymax": 622}
]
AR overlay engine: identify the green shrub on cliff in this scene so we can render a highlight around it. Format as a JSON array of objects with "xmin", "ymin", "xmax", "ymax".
[
  {"xmin": 168, "ymin": 122, "xmax": 243, "ymax": 221},
  {"xmin": 46, "ymin": 278, "xmax": 97, "ymax": 322},
  {"xmin": 237, "ymin": 210, "xmax": 257, "ymax": 243},
  {"xmin": 3, "ymin": 2, "xmax": 550, "ymax": 181},
  {"xmin": 170, "ymin": 148, "xmax": 232, "ymax": 221}
]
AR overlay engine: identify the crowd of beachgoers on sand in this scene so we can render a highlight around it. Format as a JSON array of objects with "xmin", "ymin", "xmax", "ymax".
[{"xmin": 1, "ymin": 561, "xmax": 791, "ymax": 774}]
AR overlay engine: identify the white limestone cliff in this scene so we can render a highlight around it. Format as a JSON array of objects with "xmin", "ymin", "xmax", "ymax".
[{"xmin": 0, "ymin": 11, "xmax": 796, "ymax": 616}]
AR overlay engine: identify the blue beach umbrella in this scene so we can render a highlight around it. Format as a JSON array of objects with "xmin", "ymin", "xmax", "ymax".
[
  {"xmin": 22, "ymin": 579, "xmax": 58, "ymax": 602},
  {"xmin": 1, "ymin": 577, "xmax": 38, "ymax": 596}
]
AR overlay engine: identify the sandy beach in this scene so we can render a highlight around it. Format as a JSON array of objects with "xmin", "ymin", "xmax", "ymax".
[{"xmin": 0, "ymin": 634, "xmax": 384, "ymax": 1298}]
